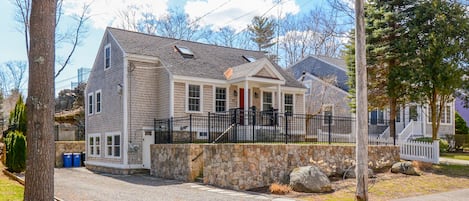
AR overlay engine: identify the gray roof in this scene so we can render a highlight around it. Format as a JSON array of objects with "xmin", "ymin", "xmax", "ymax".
[
  {"xmin": 107, "ymin": 27, "xmax": 303, "ymax": 88},
  {"xmin": 288, "ymin": 55, "xmax": 349, "ymax": 92}
]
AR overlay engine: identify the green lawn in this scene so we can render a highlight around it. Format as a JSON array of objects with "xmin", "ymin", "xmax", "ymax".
[
  {"xmin": 0, "ymin": 162, "xmax": 24, "ymax": 201},
  {"xmin": 441, "ymin": 152, "xmax": 469, "ymax": 161}
]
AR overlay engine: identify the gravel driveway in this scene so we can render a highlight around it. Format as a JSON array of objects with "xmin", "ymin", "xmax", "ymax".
[{"xmin": 54, "ymin": 168, "xmax": 291, "ymax": 201}]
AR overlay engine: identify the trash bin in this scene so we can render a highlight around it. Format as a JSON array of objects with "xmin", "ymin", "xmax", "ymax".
[
  {"xmin": 63, "ymin": 153, "xmax": 72, "ymax": 168},
  {"xmin": 81, "ymin": 152, "xmax": 86, "ymax": 166},
  {"xmin": 72, "ymin": 153, "xmax": 81, "ymax": 167}
]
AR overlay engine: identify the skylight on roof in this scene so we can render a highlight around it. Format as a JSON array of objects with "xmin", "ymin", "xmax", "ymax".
[
  {"xmin": 175, "ymin": 45, "xmax": 194, "ymax": 58},
  {"xmin": 243, "ymin": 55, "xmax": 256, "ymax": 62}
]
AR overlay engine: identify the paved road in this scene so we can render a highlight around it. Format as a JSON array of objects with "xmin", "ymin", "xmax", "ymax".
[
  {"xmin": 439, "ymin": 157, "xmax": 469, "ymax": 166},
  {"xmin": 54, "ymin": 168, "xmax": 293, "ymax": 201},
  {"xmin": 391, "ymin": 188, "xmax": 469, "ymax": 201}
]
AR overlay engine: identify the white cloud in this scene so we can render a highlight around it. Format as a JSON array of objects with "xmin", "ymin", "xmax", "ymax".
[
  {"xmin": 63, "ymin": 0, "xmax": 300, "ymax": 32},
  {"xmin": 184, "ymin": 0, "xmax": 300, "ymax": 32},
  {"xmin": 63, "ymin": 0, "xmax": 169, "ymax": 29}
]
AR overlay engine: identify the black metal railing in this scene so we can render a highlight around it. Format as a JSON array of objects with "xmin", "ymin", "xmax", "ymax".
[{"xmin": 153, "ymin": 109, "xmax": 395, "ymax": 145}]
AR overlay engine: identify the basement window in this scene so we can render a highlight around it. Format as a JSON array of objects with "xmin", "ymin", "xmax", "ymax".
[{"xmin": 175, "ymin": 45, "xmax": 194, "ymax": 58}]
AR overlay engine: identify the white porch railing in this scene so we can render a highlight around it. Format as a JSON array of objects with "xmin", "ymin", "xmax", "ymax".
[
  {"xmin": 398, "ymin": 120, "xmax": 415, "ymax": 143},
  {"xmin": 378, "ymin": 126, "xmax": 390, "ymax": 140},
  {"xmin": 400, "ymin": 140, "xmax": 439, "ymax": 164}
]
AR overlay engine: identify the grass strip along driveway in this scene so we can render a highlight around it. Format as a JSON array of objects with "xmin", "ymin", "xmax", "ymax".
[{"xmin": 0, "ymin": 164, "xmax": 23, "ymax": 201}]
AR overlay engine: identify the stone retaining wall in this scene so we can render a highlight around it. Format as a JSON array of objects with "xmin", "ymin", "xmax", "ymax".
[
  {"xmin": 150, "ymin": 144, "xmax": 399, "ymax": 190},
  {"xmin": 150, "ymin": 144, "xmax": 204, "ymax": 181},
  {"xmin": 55, "ymin": 141, "xmax": 85, "ymax": 167}
]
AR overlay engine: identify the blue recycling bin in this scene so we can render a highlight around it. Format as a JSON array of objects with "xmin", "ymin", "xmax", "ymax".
[
  {"xmin": 63, "ymin": 153, "xmax": 72, "ymax": 168},
  {"xmin": 72, "ymin": 153, "xmax": 81, "ymax": 167}
]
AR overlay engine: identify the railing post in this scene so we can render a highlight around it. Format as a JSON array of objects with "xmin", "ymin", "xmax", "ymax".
[
  {"xmin": 252, "ymin": 108, "xmax": 256, "ymax": 142},
  {"xmin": 154, "ymin": 118, "xmax": 157, "ymax": 144},
  {"xmin": 166, "ymin": 118, "xmax": 170, "ymax": 143},
  {"xmin": 234, "ymin": 110, "xmax": 238, "ymax": 143},
  {"xmin": 285, "ymin": 114, "xmax": 289, "ymax": 144},
  {"xmin": 208, "ymin": 112, "xmax": 211, "ymax": 143},
  {"xmin": 189, "ymin": 114, "xmax": 193, "ymax": 143},
  {"xmin": 328, "ymin": 115, "xmax": 332, "ymax": 144}
]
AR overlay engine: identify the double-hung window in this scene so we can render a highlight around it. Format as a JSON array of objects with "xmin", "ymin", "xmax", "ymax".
[
  {"xmin": 262, "ymin": 92, "xmax": 273, "ymax": 110},
  {"xmin": 88, "ymin": 134, "xmax": 100, "ymax": 157},
  {"xmin": 106, "ymin": 132, "xmax": 121, "ymax": 158},
  {"xmin": 284, "ymin": 94, "xmax": 294, "ymax": 115},
  {"xmin": 427, "ymin": 104, "xmax": 452, "ymax": 124},
  {"xmin": 104, "ymin": 44, "xmax": 111, "ymax": 69},
  {"xmin": 88, "ymin": 93, "xmax": 93, "ymax": 115},
  {"xmin": 96, "ymin": 90, "xmax": 102, "ymax": 114},
  {"xmin": 188, "ymin": 84, "xmax": 201, "ymax": 112},
  {"xmin": 215, "ymin": 87, "xmax": 226, "ymax": 112}
]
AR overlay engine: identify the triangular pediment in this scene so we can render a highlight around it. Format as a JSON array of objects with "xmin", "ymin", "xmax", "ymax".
[
  {"xmin": 224, "ymin": 58, "xmax": 285, "ymax": 82},
  {"xmin": 253, "ymin": 65, "xmax": 279, "ymax": 79}
]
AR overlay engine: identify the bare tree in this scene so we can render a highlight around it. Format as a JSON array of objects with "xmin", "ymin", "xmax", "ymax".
[
  {"xmin": 24, "ymin": 0, "xmax": 56, "ymax": 200},
  {"xmin": 12, "ymin": 0, "xmax": 91, "ymax": 78},
  {"xmin": 0, "ymin": 60, "xmax": 28, "ymax": 95},
  {"xmin": 279, "ymin": 7, "xmax": 346, "ymax": 67}
]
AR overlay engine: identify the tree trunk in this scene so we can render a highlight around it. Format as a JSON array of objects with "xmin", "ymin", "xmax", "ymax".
[
  {"xmin": 24, "ymin": 1, "xmax": 56, "ymax": 201},
  {"xmin": 389, "ymin": 98, "xmax": 397, "ymax": 138},
  {"xmin": 430, "ymin": 90, "xmax": 438, "ymax": 140},
  {"xmin": 355, "ymin": 0, "xmax": 368, "ymax": 200}
]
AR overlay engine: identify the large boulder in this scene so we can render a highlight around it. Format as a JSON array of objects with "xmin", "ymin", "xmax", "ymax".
[
  {"xmin": 391, "ymin": 161, "xmax": 421, "ymax": 176},
  {"xmin": 343, "ymin": 168, "xmax": 374, "ymax": 179},
  {"xmin": 289, "ymin": 166, "xmax": 332, "ymax": 193}
]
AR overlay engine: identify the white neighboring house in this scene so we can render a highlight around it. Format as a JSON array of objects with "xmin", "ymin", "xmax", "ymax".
[{"xmin": 288, "ymin": 55, "xmax": 455, "ymax": 140}]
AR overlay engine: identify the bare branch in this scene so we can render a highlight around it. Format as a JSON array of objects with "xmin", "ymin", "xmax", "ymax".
[{"xmin": 55, "ymin": 3, "xmax": 91, "ymax": 78}]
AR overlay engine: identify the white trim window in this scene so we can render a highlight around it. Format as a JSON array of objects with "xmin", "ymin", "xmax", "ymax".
[
  {"xmin": 262, "ymin": 91, "xmax": 273, "ymax": 111},
  {"xmin": 284, "ymin": 93, "xmax": 294, "ymax": 114},
  {"xmin": 105, "ymin": 132, "xmax": 121, "ymax": 158},
  {"xmin": 95, "ymin": 90, "xmax": 102, "ymax": 114},
  {"xmin": 215, "ymin": 87, "xmax": 227, "ymax": 112},
  {"xmin": 322, "ymin": 104, "xmax": 334, "ymax": 125},
  {"xmin": 104, "ymin": 44, "xmax": 111, "ymax": 69},
  {"xmin": 187, "ymin": 84, "xmax": 201, "ymax": 112},
  {"xmin": 88, "ymin": 92, "xmax": 93, "ymax": 115},
  {"xmin": 88, "ymin": 134, "xmax": 101, "ymax": 157},
  {"xmin": 427, "ymin": 104, "xmax": 452, "ymax": 124}
]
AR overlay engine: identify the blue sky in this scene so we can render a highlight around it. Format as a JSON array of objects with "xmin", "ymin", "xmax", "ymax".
[{"xmin": 0, "ymin": 0, "xmax": 326, "ymax": 95}]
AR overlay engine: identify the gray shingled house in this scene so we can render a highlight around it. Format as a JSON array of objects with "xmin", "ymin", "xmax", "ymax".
[
  {"xmin": 84, "ymin": 27, "xmax": 306, "ymax": 173},
  {"xmin": 289, "ymin": 55, "xmax": 455, "ymax": 142}
]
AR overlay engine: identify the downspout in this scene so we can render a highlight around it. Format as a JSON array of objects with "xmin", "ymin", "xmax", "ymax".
[{"xmin": 123, "ymin": 55, "xmax": 129, "ymax": 166}]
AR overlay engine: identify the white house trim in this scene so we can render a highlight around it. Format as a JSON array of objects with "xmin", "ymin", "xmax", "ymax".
[
  {"xmin": 123, "ymin": 55, "xmax": 129, "ymax": 165},
  {"xmin": 85, "ymin": 161, "xmax": 143, "ymax": 169},
  {"xmin": 174, "ymin": 75, "xmax": 226, "ymax": 84}
]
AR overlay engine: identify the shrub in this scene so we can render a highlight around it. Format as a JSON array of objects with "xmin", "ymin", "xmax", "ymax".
[
  {"xmin": 5, "ymin": 131, "xmax": 26, "ymax": 173},
  {"xmin": 439, "ymin": 139, "xmax": 449, "ymax": 153},
  {"xmin": 455, "ymin": 112, "xmax": 469, "ymax": 134},
  {"xmin": 269, "ymin": 182, "xmax": 292, "ymax": 195}
]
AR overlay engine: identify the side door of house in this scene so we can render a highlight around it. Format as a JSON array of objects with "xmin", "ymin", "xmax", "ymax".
[{"xmin": 142, "ymin": 130, "xmax": 155, "ymax": 169}]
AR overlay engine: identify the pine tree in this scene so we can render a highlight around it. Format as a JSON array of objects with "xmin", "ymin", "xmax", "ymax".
[
  {"xmin": 8, "ymin": 95, "xmax": 26, "ymax": 134},
  {"xmin": 247, "ymin": 16, "xmax": 276, "ymax": 51},
  {"xmin": 345, "ymin": 0, "xmax": 414, "ymax": 137}
]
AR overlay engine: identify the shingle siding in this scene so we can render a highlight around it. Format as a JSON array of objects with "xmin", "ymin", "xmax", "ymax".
[
  {"xmin": 127, "ymin": 61, "xmax": 161, "ymax": 164},
  {"xmin": 86, "ymin": 31, "xmax": 124, "ymax": 164}
]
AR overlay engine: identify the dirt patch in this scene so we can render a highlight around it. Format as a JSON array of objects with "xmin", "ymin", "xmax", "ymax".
[{"xmin": 248, "ymin": 164, "xmax": 469, "ymax": 201}]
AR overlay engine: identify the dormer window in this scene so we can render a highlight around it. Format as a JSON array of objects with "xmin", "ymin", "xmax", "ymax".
[
  {"xmin": 243, "ymin": 55, "xmax": 256, "ymax": 62},
  {"xmin": 175, "ymin": 45, "xmax": 194, "ymax": 58},
  {"xmin": 104, "ymin": 44, "xmax": 111, "ymax": 69}
]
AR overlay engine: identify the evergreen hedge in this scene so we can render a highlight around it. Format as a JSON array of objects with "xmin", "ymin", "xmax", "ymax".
[{"xmin": 5, "ymin": 131, "xmax": 26, "ymax": 173}]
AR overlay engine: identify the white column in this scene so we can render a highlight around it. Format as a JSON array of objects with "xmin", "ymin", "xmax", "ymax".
[
  {"xmin": 244, "ymin": 80, "xmax": 249, "ymax": 126},
  {"xmin": 277, "ymin": 84, "xmax": 282, "ymax": 113}
]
